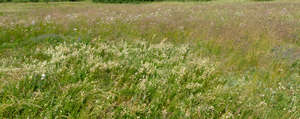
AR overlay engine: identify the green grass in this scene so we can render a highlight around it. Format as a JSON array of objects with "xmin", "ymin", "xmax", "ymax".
[{"xmin": 0, "ymin": 2, "xmax": 300, "ymax": 118}]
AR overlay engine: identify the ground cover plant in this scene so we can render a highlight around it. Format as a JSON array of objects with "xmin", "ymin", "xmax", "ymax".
[{"xmin": 0, "ymin": 1, "xmax": 300, "ymax": 118}]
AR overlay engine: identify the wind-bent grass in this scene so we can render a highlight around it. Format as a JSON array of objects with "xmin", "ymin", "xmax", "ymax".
[{"xmin": 0, "ymin": 2, "xmax": 300, "ymax": 118}]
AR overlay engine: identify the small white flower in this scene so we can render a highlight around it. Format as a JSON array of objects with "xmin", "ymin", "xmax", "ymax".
[
  {"xmin": 45, "ymin": 15, "xmax": 51, "ymax": 22},
  {"xmin": 41, "ymin": 74, "xmax": 46, "ymax": 80}
]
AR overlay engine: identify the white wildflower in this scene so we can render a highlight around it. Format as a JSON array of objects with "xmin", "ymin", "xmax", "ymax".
[
  {"xmin": 45, "ymin": 15, "xmax": 51, "ymax": 22},
  {"xmin": 41, "ymin": 74, "xmax": 46, "ymax": 80}
]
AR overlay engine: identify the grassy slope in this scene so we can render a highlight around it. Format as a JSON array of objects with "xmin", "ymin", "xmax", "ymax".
[{"xmin": 0, "ymin": 2, "xmax": 299, "ymax": 118}]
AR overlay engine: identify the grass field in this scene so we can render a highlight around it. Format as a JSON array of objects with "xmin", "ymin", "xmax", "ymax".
[{"xmin": 0, "ymin": 1, "xmax": 300, "ymax": 118}]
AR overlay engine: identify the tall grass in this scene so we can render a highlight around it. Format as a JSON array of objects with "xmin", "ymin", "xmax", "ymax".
[{"xmin": 0, "ymin": 2, "xmax": 299, "ymax": 118}]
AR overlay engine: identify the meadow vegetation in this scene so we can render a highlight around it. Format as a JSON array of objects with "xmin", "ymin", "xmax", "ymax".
[
  {"xmin": 0, "ymin": 0, "xmax": 280, "ymax": 3},
  {"xmin": 0, "ymin": 1, "xmax": 300, "ymax": 118}
]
